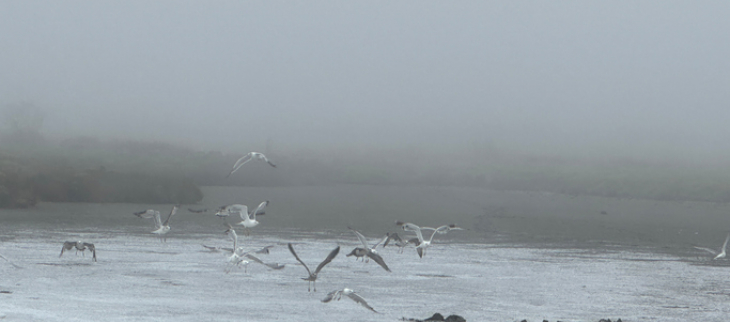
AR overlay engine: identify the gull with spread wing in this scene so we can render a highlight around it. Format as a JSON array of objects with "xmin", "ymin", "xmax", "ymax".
[
  {"xmin": 226, "ymin": 152, "xmax": 276, "ymax": 178},
  {"xmin": 395, "ymin": 221, "xmax": 463, "ymax": 258},
  {"xmin": 151, "ymin": 205, "xmax": 178, "ymax": 242},
  {"xmin": 694, "ymin": 233, "xmax": 730, "ymax": 260},
  {"xmin": 322, "ymin": 288, "xmax": 378, "ymax": 313},
  {"xmin": 60, "ymin": 241, "xmax": 97, "ymax": 262},
  {"xmin": 346, "ymin": 227, "xmax": 391, "ymax": 272},
  {"xmin": 288, "ymin": 243, "xmax": 340, "ymax": 292}
]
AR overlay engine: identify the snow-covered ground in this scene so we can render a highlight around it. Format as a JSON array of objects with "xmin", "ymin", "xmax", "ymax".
[{"xmin": 2, "ymin": 228, "xmax": 730, "ymax": 322}]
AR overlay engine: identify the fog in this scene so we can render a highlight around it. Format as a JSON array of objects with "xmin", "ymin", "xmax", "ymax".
[{"xmin": 2, "ymin": 1, "xmax": 729, "ymax": 162}]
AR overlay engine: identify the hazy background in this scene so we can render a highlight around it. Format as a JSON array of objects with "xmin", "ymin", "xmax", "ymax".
[{"xmin": 2, "ymin": 1, "xmax": 729, "ymax": 163}]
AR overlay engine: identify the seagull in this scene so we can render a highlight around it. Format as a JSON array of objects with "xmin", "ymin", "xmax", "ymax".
[
  {"xmin": 133, "ymin": 209, "xmax": 159, "ymax": 219},
  {"xmin": 288, "ymin": 243, "xmax": 340, "ymax": 292},
  {"xmin": 226, "ymin": 152, "xmax": 276, "ymax": 178},
  {"xmin": 395, "ymin": 221, "xmax": 461, "ymax": 258},
  {"xmin": 322, "ymin": 288, "xmax": 378, "ymax": 313},
  {"xmin": 151, "ymin": 205, "xmax": 178, "ymax": 242},
  {"xmin": 233, "ymin": 201, "xmax": 270, "ymax": 233},
  {"xmin": 347, "ymin": 227, "xmax": 391, "ymax": 272},
  {"xmin": 223, "ymin": 224, "xmax": 284, "ymax": 273},
  {"xmin": 382, "ymin": 232, "xmax": 414, "ymax": 253},
  {"xmin": 694, "ymin": 233, "xmax": 730, "ymax": 260},
  {"xmin": 59, "ymin": 241, "xmax": 97, "ymax": 262},
  {"xmin": 215, "ymin": 202, "xmax": 268, "ymax": 230},
  {"xmin": 345, "ymin": 247, "xmax": 368, "ymax": 262}
]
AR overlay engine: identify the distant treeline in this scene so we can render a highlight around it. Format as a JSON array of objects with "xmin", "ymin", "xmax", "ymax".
[{"xmin": 3, "ymin": 132, "xmax": 730, "ymax": 208}]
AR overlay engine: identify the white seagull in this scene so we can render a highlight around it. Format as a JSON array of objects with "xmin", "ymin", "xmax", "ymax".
[
  {"xmin": 151, "ymin": 205, "xmax": 178, "ymax": 242},
  {"xmin": 226, "ymin": 152, "xmax": 276, "ymax": 178},
  {"xmin": 395, "ymin": 221, "xmax": 462, "ymax": 258},
  {"xmin": 288, "ymin": 243, "xmax": 340, "ymax": 292},
  {"xmin": 322, "ymin": 288, "xmax": 378, "ymax": 313},
  {"xmin": 694, "ymin": 233, "xmax": 730, "ymax": 260},
  {"xmin": 223, "ymin": 224, "xmax": 284, "ymax": 273},
  {"xmin": 233, "ymin": 200, "xmax": 270, "ymax": 231}
]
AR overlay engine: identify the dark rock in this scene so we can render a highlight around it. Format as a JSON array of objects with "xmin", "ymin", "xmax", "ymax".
[
  {"xmin": 400, "ymin": 313, "xmax": 466, "ymax": 322},
  {"xmin": 445, "ymin": 315, "xmax": 466, "ymax": 322},
  {"xmin": 425, "ymin": 313, "xmax": 445, "ymax": 321}
]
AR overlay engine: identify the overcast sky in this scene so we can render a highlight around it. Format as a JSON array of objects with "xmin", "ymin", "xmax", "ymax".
[{"xmin": 1, "ymin": 1, "xmax": 729, "ymax": 160}]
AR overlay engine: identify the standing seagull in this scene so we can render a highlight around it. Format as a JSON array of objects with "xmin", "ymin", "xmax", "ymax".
[
  {"xmin": 322, "ymin": 288, "xmax": 378, "ymax": 313},
  {"xmin": 287, "ymin": 243, "xmax": 340, "ymax": 292},
  {"xmin": 694, "ymin": 233, "xmax": 730, "ymax": 260},
  {"xmin": 226, "ymin": 152, "xmax": 276, "ymax": 178},
  {"xmin": 347, "ymin": 227, "xmax": 391, "ymax": 272},
  {"xmin": 151, "ymin": 205, "xmax": 178, "ymax": 242},
  {"xmin": 60, "ymin": 241, "xmax": 97, "ymax": 262}
]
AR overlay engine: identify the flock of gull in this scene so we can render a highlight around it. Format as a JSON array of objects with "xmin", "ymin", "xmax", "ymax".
[{"xmin": 50, "ymin": 151, "xmax": 464, "ymax": 313}]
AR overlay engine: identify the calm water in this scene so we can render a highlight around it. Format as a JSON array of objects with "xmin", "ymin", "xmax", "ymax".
[{"xmin": 2, "ymin": 186, "xmax": 730, "ymax": 321}]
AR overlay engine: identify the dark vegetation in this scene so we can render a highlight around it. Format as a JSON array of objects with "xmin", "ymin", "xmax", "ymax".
[
  {"xmin": 3, "ymin": 102, "xmax": 730, "ymax": 208},
  {"xmin": 5, "ymin": 129, "xmax": 730, "ymax": 209}
]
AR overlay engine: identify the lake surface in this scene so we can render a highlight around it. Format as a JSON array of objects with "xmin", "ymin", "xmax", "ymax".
[{"xmin": 2, "ymin": 185, "xmax": 730, "ymax": 321}]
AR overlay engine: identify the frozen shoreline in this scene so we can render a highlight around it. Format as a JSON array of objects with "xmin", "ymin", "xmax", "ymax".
[{"xmin": 2, "ymin": 229, "xmax": 730, "ymax": 322}]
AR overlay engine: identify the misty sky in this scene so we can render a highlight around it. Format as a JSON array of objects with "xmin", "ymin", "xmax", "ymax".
[{"xmin": 1, "ymin": 1, "xmax": 729, "ymax": 160}]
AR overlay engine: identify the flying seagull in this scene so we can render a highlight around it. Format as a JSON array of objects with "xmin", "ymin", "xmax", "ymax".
[
  {"xmin": 322, "ymin": 288, "xmax": 378, "ymax": 313},
  {"xmin": 382, "ymin": 232, "xmax": 415, "ymax": 253},
  {"xmin": 694, "ymin": 233, "xmax": 730, "ymax": 260},
  {"xmin": 60, "ymin": 241, "xmax": 97, "ymax": 262},
  {"xmin": 223, "ymin": 224, "xmax": 284, "ymax": 273},
  {"xmin": 151, "ymin": 205, "xmax": 178, "ymax": 242},
  {"xmin": 347, "ymin": 227, "xmax": 391, "ymax": 272},
  {"xmin": 395, "ymin": 221, "xmax": 462, "ymax": 258},
  {"xmin": 233, "ymin": 200, "xmax": 270, "ymax": 234},
  {"xmin": 288, "ymin": 243, "xmax": 340, "ymax": 292},
  {"xmin": 226, "ymin": 152, "xmax": 276, "ymax": 178}
]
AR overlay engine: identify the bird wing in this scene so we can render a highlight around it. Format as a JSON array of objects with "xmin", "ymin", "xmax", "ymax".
[
  {"xmin": 152, "ymin": 211, "xmax": 162, "ymax": 229},
  {"xmin": 83, "ymin": 243, "xmax": 97, "ymax": 262},
  {"xmin": 722, "ymin": 233, "xmax": 730, "ymax": 253},
  {"xmin": 349, "ymin": 227, "xmax": 371, "ymax": 249},
  {"xmin": 201, "ymin": 244, "xmax": 220, "ymax": 251},
  {"xmin": 426, "ymin": 225, "xmax": 451, "ymax": 243},
  {"xmin": 693, "ymin": 246, "xmax": 717, "ymax": 255},
  {"xmin": 321, "ymin": 290, "xmax": 341, "ymax": 303},
  {"xmin": 249, "ymin": 200, "xmax": 269, "ymax": 220},
  {"xmin": 314, "ymin": 246, "xmax": 340, "ymax": 275},
  {"xmin": 242, "ymin": 253, "xmax": 265, "ymax": 265},
  {"xmin": 346, "ymin": 291, "xmax": 378, "ymax": 312},
  {"xmin": 133, "ymin": 209, "xmax": 154, "ymax": 218},
  {"xmin": 235, "ymin": 205, "xmax": 250, "ymax": 221},
  {"xmin": 372, "ymin": 234, "xmax": 389, "ymax": 249},
  {"xmin": 417, "ymin": 247, "xmax": 424, "ymax": 258},
  {"xmin": 288, "ymin": 243, "xmax": 312, "ymax": 276},
  {"xmin": 365, "ymin": 252, "xmax": 391, "ymax": 272},
  {"xmin": 255, "ymin": 245, "xmax": 274, "ymax": 254},
  {"xmin": 163, "ymin": 206, "xmax": 178, "ymax": 226},
  {"xmin": 226, "ymin": 153, "xmax": 253, "ymax": 177}
]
